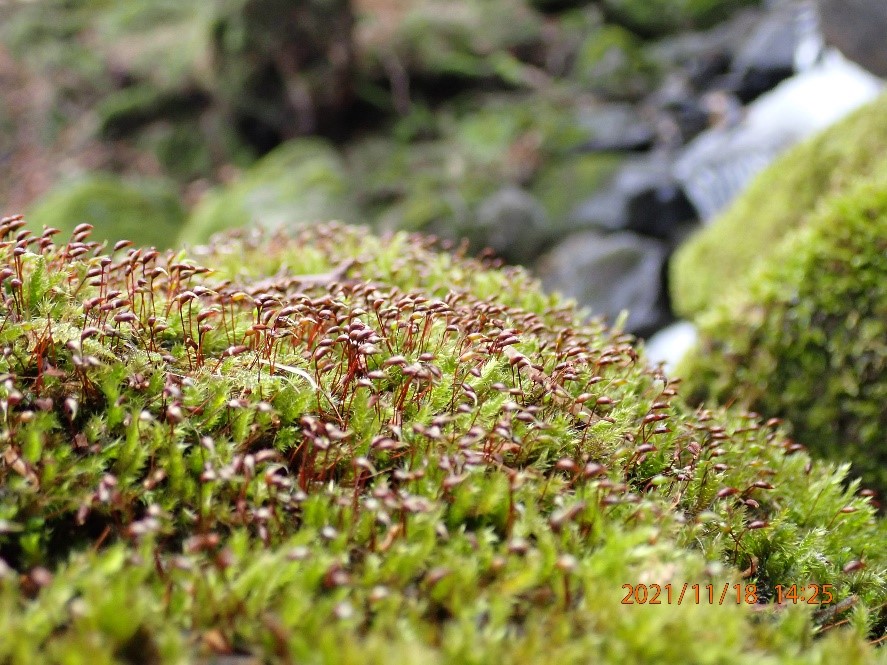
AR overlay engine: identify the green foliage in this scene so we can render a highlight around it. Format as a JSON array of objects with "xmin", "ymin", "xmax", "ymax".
[
  {"xmin": 677, "ymin": 175, "xmax": 887, "ymax": 491},
  {"xmin": 671, "ymin": 92, "xmax": 887, "ymax": 318},
  {"xmin": 26, "ymin": 174, "xmax": 185, "ymax": 249},
  {"xmin": 182, "ymin": 138, "xmax": 357, "ymax": 244},
  {"xmin": 0, "ymin": 217, "xmax": 885, "ymax": 662}
]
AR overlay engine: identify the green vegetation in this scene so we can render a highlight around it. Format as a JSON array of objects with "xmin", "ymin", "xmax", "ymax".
[
  {"xmin": 182, "ymin": 138, "xmax": 357, "ymax": 245},
  {"xmin": 678, "ymin": 175, "xmax": 887, "ymax": 492},
  {"xmin": 601, "ymin": 0, "xmax": 761, "ymax": 37},
  {"xmin": 0, "ymin": 216, "xmax": 885, "ymax": 662},
  {"xmin": 671, "ymin": 93, "xmax": 887, "ymax": 318},
  {"xmin": 25, "ymin": 175, "xmax": 186, "ymax": 250}
]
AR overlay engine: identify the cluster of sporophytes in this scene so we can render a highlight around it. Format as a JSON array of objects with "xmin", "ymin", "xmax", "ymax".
[
  {"xmin": 0, "ymin": 216, "xmax": 886, "ymax": 664},
  {"xmin": 679, "ymin": 174, "xmax": 887, "ymax": 494}
]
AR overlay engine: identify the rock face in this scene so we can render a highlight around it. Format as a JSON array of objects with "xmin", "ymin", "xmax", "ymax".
[
  {"xmin": 817, "ymin": 0, "xmax": 887, "ymax": 77},
  {"xmin": 536, "ymin": 229, "xmax": 668, "ymax": 334}
]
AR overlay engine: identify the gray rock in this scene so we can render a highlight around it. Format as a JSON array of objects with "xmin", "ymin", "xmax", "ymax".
[
  {"xmin": 575, "ymin": 103, "xmax": 656, "ymax": 152},
  {"xmin": 818, "ymin": 0, "xmax": 887, "ymax": 77},
  {"xmin": 535, "ymin": 230, "xmax": 669, "ymax": 335},
  {"xmin": 728, "ymin": 1, "xmax": 822, "ymax": 101},
  {"xmin": 642, "ymin": 320, "xmax": 698, "ymax": 375},
  {"xmin": 475, "ymin": 186, "xmax": 549, "ymax": 264},
  {"xmin": 569, "ymin": 154, "xmax": 695, "ymax": 241}
]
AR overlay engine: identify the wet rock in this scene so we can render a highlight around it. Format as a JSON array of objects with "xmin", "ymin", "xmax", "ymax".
[
  {"xmin": 569, "ymin": 154, "xmax": 695, "ymax": 241},
  {"xmin": 675, "ymin": 50, "xmax": 883, "ymax": 220},
  {"xmin": 574, "ymin": 102, "xmax": 657, "ymax": 151},
  {"xmin": 535, "ymin": 230, "xmax": 669, "ymax": 334},
  {"xmin": 817, "ymin": 0, "xmax": 887, "ymax": 77},
  {"xmin": 475, "ymin": 187, "xmax": 549, "ymax": 264}
]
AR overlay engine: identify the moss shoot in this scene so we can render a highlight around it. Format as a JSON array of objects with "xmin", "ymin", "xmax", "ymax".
[{"xmin": 0, "ymin": 216, "xmax": 885, "ymax": 663}]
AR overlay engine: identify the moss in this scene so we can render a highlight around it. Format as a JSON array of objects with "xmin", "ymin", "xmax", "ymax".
[
  {"xmin": 677, "ymin": 175, "xmax": 887, "ymax": 492},
  {"xmin": 671, "ymin": 92, "xmax": 887, "ymax": 318},
  {"xmin": 181, "ymin": 138, "xmax": 357, "ymax": 244},
  {"xmin": 356, "ymin": 0, "xmax": 545, "ymax": 86},
  {"xmin": 25, "ymin": 174, "xmax": 185, "ymax": 249},
  {"xmin": 572, "ymin": 25, "xmax": 660, "ymax": 101},
  {"xmin": 600, "ymin": 0, "xmax": 760, "ymax": 38},
  {"xmin": 0, "ymin": 215, "xmax": 886, "ymax": 661}
]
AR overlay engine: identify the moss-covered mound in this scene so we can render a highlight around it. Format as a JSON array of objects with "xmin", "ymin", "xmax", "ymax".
[
  {"xmin": 677, "ymin": 175, "xmax": 887, "ymax": 492},
  {"xmin": 1, "ymin": 215, "xmax": 886, "ymax": 663},
  {"xmin": 671, "ymin": 92, "xmax": 887, "ymax": 318},
  {"xmin": 181, "ymin": 138, "xmax": 357, "ymax": 245},
  {"xmin": 25, "ymin": 175, "xmax": 186, "ymax": 250}
]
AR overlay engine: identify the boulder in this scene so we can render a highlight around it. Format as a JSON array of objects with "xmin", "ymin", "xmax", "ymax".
[
  {"xmin": 679, "ymin": 174, "xmax": 887, "ymax": 491},
  {"xmin": 569, "ymin": 154, "xmax": 695, "ymax": 241},
  {"xmin": 475, "ymin": 186, "xmax": 549, "ymax": 264},
  {"xmin": 535, "ymin": 229, "xmax": 668, "ymax": 334}
]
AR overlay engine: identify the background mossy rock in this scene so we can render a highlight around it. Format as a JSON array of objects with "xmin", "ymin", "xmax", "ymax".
[
  {"xmin": 678, "ymin": 175, "xmax": 887, "ymax": 491},
  {"xmin": 25, "ymin": 174, "xmax": 185, "ymax": 249},
  {"xmin": 671, "ymin": 92, "xmax": 887, "ymax": 318},
  {"xmin": 600, "ymin": 0, "xmax": 761, "ymax": 38},
  {"xmin": 1, "ymin": 218, "xmax": 886, "ymax": 661},
  {"xmin": 181, "ymin": 137, "xmax": 357, "ymax": 244}
]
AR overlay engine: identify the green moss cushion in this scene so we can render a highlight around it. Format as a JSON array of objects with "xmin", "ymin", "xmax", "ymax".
[
  {"xmin": 679, "ymin": 175, "xmax": 887, "ymax": 490},
  {"xmin": 26, "ymin": 174, "xmax": 185, "ymax": 250},
  {"xmin": 0, "ymin": 217, "xmax": 885, "ymax": 662},
  {"xmin": 181, "ymin": 138, "xmax": 357, "ymax": 244},
  {"xmin": 671, "ymin": 92, "xmax": 887, "ymax": 318}
]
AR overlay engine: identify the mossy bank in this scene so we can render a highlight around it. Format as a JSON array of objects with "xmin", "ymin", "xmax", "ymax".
[{"xmin": 0, "ymin": 216, "xmax": 885, "ymax": 663}]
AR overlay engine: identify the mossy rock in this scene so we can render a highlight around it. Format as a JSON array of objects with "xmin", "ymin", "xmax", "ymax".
[
  {"xmin": 355, "ymin": 0, "xmax": 545, "ymax": 93},
  {"xmin": 0, "ymin": 215, "xmax": 886, "ymax": 661},
  {"xmin": 600, "ymin": 0, "xmax": 760, "ymax": 38},
  {"xmin": 671, "ymin": 92, "xmax": 887, "ymax": 318},
  {"xmin": 25, "ymin": 174, "xmax": 185, "ymax": 249},
  {"xmin": 531, "ymin": 152, "xmax": 623, "ymax": 224},
  {"xmin": 181, "ymin": 138, "xmax": 357, "ymax": 244},
  {"xmin": 572, "ymin": 25, "xmax": 660, "ymax": 101},
  {"xmin": 677, "ymin": 175, "xmax": 887, "ymax": 491}
]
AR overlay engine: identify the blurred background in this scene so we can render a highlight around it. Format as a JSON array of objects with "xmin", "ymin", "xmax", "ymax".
[{"xmin": 0, "ymin": 0, "xmax": 883, "ymax": 343}]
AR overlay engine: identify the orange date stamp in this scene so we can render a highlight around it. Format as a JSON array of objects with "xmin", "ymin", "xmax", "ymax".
[{"xmin": 621, "ymin": 583, "xmax": 836, "ymax": 605}]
